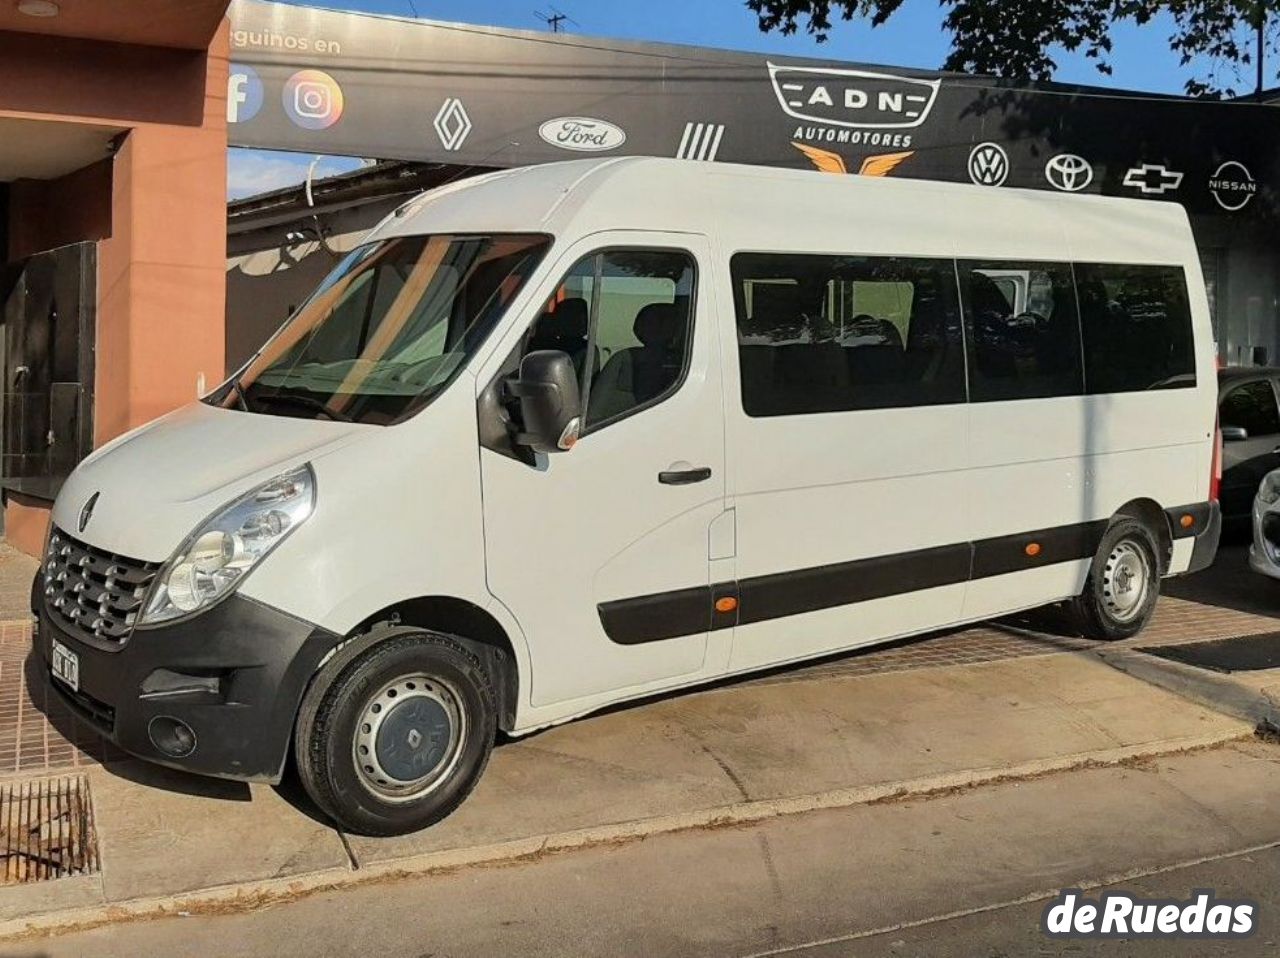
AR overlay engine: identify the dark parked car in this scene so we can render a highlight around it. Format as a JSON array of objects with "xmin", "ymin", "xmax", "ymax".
[{"xmin": 1218, "ymin": 366, "xmax": 1280, "ymax": 523}]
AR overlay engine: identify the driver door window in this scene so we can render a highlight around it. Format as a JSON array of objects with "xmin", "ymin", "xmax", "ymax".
[
  {"xmin": 524, "ymin": 249, "xmax": 695, "ymax": 431},
  {"xmin": 960, "ymin": 261, "xmax": 1083, "ymax": 402}
]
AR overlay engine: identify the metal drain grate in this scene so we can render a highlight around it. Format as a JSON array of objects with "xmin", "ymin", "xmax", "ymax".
[{"xmin": 1, "ymin": 775, "xmax": 99, "ymax": 884}]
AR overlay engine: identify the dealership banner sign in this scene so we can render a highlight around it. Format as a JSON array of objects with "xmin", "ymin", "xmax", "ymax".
[{"xmin": 228, "ymin": 0, "xmax": 1277, "ymax": 219}]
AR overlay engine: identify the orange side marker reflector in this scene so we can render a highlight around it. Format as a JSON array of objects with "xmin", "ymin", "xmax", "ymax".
[
  {"xmin": 1025, "ymin": 542, "xmax": 1042, "ymax": 557},
  {"xmin": 715, "ymin": 596, "xmax": 738, "ymax": 614},
  {"xmin": 1180, "ymin": 514, "xmax": 1195, "ymax": 529}
]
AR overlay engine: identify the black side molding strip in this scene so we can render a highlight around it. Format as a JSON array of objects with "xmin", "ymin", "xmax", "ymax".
[
  {"xmin": 970, "ymin": 519, "xmax": 1108, "ymax": 579},
  {"xmin": 598, "ymin": 506, "xmax": 1219, "ymax": 646},
  {"xmin": 598, "ymin": 516, "xmax": 1122, "ymax": 646},
  {"xmin": 598, "ymin": 582, "xmax": 711, "ymax": 646},
  {"xmin": 736, "ymin": 542, "xmax": 972, "ymax": 627}
]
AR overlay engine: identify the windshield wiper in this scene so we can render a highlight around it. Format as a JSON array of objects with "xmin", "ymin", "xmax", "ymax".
[{"xmin": 254, "ymin": 392, "xmax": 354, "ymax": 422}]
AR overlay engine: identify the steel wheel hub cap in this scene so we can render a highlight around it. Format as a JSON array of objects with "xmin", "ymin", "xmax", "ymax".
[
  {"xmin": 1102, "ymin": 541, "xmax": 1150, "ymax": 623},
  {"xmin": 353, "ymin": 674, "xmax": 465, "ymax": 802}
]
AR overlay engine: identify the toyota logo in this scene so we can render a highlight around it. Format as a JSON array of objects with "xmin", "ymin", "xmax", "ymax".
[
  {"xmin": 1045, "ymin": 153, "xmax": 1094, "ymax": 192},
  {"xmin": 967, "ymin": 142, "xmax": 1009, "ymax": 187}
]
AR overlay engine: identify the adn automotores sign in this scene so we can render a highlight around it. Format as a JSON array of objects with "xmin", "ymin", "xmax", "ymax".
[{"xmin": 227, "ymin": 0, "xmax": 1278, "ymax": 218}]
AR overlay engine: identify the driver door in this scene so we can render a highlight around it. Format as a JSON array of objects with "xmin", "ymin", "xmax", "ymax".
[{"xmin": 478, "ymin": 233, "xmax": 726, "ymax": 708}]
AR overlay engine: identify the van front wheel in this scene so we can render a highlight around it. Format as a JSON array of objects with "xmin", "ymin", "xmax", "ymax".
[
  {"xmin": 295, "ymin": 627, "xmax": 497, "ymax": 836},
  {"xmin": 1069, "ymin": 518, "xmax": 1160, "ymax": 641}
]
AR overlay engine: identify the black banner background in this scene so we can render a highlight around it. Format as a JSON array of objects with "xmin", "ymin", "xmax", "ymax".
[{"xmin": 227, "ymin": 0, "xmax": 1279, "ymax": 220}]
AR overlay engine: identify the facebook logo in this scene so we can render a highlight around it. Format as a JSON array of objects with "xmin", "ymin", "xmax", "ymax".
[{"xmin": 227, "ymin": 64, "xmax": 263, "ymax": 124}]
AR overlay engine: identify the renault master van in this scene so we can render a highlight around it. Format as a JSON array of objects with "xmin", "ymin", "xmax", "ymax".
[{"xmin": 36, "ymin": 158, "xmax": 1221, "ymax": 835}]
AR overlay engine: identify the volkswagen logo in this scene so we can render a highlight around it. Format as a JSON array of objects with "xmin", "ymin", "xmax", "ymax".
[
  {"xmin": 1045, "ymin": 153, "xmax": 1094, "ymax": 192},
  {"xmin": 78, "ymin": 492, "xmax": 100, "ymax": 534},
  {"xmin": 967, "ymin": 142, "xmax": 1009, "ymax": 187}
]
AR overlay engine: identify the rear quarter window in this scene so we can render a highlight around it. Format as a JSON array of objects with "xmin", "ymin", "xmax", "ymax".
[{"xmin": 1076, "ymin": 263, "xmax": 1196, "ymax": 393}]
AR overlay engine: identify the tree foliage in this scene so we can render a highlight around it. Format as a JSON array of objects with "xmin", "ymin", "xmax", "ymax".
[{"xmin": 745, "ymin": 0, "xmax": 1280, "ymax": 96}]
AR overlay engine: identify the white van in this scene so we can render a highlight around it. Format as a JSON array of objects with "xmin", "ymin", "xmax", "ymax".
[{"xmin": 36, "ymin": 158, "xmax": 1220, "ymax": 835}]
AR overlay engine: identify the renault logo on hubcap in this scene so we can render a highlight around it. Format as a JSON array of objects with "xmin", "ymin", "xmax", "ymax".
[{"xmin": 78, "ymin": 492, "xmax": 100, "ymax": 534}]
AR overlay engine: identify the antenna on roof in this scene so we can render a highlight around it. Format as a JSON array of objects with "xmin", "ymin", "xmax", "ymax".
[{"xmin": 534, "ymin": 6, "xmax": 577, "ymax": 32}]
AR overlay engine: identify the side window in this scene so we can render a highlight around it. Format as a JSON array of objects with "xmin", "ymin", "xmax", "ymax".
[
  {"xmin": 731, "ymin": 252, "xmax": 965, "ymax": 417},
  {"xmin": 1220, "ymin": 381, "xmax": 1280, "ymax": 437},
  {"xmin": 525, "ymin": 249, "xmax": 695, "ymax": 430},
  {"xmin": 959, "ymin": 261, "xmax": 1083, "ymax": 403},
  {"xmin": 1076, "ymin": 263, "xmax": 1196, "ymax": 393}
]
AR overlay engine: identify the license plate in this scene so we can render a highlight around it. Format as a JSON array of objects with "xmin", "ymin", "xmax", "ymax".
[{"xmin": 50, "ymin": 638, "xmax": 79, "ymax": 693}]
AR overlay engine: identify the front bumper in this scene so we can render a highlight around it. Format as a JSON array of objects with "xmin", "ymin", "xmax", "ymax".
[{"xmin": 35, "ymin": 589, "xmax": 340, "ymax": 782}]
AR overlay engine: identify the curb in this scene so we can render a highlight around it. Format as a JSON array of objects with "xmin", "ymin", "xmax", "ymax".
[
  {"xmin": 0, "ymin": 725, "xmax": 1251, "ymax": 942},
  {"xmin": 1095, "ymin": 647, "xmax": 1280, "ymax": 731}
]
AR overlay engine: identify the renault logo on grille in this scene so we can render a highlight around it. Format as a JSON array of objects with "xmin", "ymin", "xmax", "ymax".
[{"xmin": 78, "ymin": 492, "xmax": 100, "ymax": 534}]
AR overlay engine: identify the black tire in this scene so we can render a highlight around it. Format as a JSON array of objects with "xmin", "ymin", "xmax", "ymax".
[
  {"xmin": 295, "ymin": 626, "xmax": 498, "ymax": 836},
  {"xmin": 1069, "ymin": 518, "xmax": 1161, "ymax": 641}
]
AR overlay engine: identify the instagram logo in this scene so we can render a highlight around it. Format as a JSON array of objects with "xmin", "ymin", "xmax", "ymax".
[{"xmin": 283, "ymin": 70, "xmax": 344, "ymax": 130}]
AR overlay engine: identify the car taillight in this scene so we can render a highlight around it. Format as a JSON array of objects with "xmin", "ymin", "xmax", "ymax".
[{"xmin": 1210, "ymin": 420, "xmax": 1222, "ymax": 502}]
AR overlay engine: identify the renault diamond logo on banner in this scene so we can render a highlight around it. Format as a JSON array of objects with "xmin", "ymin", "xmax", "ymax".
[
  {"xmin": 769, "ymin": 61, "xmax": 939, "ymax": 148},
  {"xmin": 676, "ymin": 122, "xmax": 725, "ymax": 161},
  {"xmin": 1123, "ymin": 163, "xmax": 1184, "ymax": 195},
  {"xmin": 1044, "ymin": 154, "xmax": 1093, "ymax": 192},
  {"xmin": 968, "ymin": 142, "xmax": 1009, "ymax": 187},
  {"xmin": 433, "ymin": 98, "xmax": 472, "ymax": 152}
]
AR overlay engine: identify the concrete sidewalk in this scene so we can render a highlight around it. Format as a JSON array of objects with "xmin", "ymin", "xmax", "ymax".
[
  {"xmin": 0, "ymin": 645, "xmax": 1250, "ymax": 938},
  {"xmin": 24, "ymin": 738, "xmax": 1280, "ymax": 958}
]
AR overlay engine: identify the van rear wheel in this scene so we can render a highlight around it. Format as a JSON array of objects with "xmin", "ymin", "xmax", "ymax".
[
  {"xmin": 295, "ymin": 626, "xmax": 497, "ymax": 836},
  {"xmin": 1069, "ymin": 518, "xmax": 1160, "ymax": 641}
]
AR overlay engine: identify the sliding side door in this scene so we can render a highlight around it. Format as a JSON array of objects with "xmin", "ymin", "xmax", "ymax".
[{"xmin": 723, "ymin": 250, "xmax": 971, "ymax": 674}]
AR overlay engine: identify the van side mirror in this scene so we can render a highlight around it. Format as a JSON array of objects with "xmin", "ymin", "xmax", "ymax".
[
  {"xmin": 1222, "ymin": 425, "xmax": 1249, "ymax": 442},
  {"xmin": 507, "ymin": 350, "xmax": 582, "ymax": 453}
]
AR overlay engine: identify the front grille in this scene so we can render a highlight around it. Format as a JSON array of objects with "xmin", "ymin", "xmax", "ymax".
[{"xmin": 42, "ymin": 526, "xmax": 160, "ymax": 647}]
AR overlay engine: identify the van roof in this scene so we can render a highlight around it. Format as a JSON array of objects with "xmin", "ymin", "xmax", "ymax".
[{"xmin": 370, "ymin": 156, "xmax": 1197, "ymax": 267}]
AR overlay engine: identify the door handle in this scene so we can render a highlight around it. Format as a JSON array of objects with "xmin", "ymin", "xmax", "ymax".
[{"xmin": 659, "ymin": 466, "xmax": 712, "ymax": 485}]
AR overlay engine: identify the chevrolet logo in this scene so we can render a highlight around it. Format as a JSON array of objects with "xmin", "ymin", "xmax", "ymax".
[{"xmin": 1122, "ymin": 164, "xmax": 1184, "ymax": 196}]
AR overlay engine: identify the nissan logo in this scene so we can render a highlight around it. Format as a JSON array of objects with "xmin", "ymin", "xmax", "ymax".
[{"xmin": 1044, "ymin": 153, "xmax": 1094, "ymax": 192}]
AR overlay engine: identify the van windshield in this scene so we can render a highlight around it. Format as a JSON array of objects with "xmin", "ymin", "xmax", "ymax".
[{"xmin": 212, "ymin": 233, "xmax": 550, "ymax": 425}]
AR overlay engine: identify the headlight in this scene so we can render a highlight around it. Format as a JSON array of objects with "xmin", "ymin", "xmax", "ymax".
[
  {"xmin": 1259, "ymin": 471, "xmax": 1280, "ymax": 506},
  {"xmin": 138, "ymin": 464, "xmax": 315, "ymax": 626}
]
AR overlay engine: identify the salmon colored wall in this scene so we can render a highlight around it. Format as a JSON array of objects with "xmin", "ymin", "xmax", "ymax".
[
  {"xmin": 0, "ymin": 31, "xmax": 207, "ymax": 127},
  {"xmin": 1, "ymin": 22, "xmax": 228, "ymax": 554},
  {"xmin": 94, "ymin": 30, "xmax": 229, "ymax": 441},
  {"xmin": 5, "ymin": 493, "xmax": 51, "ymax": 559},
  {"xmin": 8, "ymin": 158, "xmax": 114, "ymax": 260}
]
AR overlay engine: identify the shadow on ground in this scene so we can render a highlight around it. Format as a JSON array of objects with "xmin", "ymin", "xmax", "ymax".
[{"xmin": 1165, "ymin": 541, "xmax": 1278, "ymax": 618}]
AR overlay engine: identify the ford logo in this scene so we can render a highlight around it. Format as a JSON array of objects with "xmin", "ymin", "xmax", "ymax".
[{"xmin": 538, "ymin": 117, "xmax": 627, "ymax": 153}]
